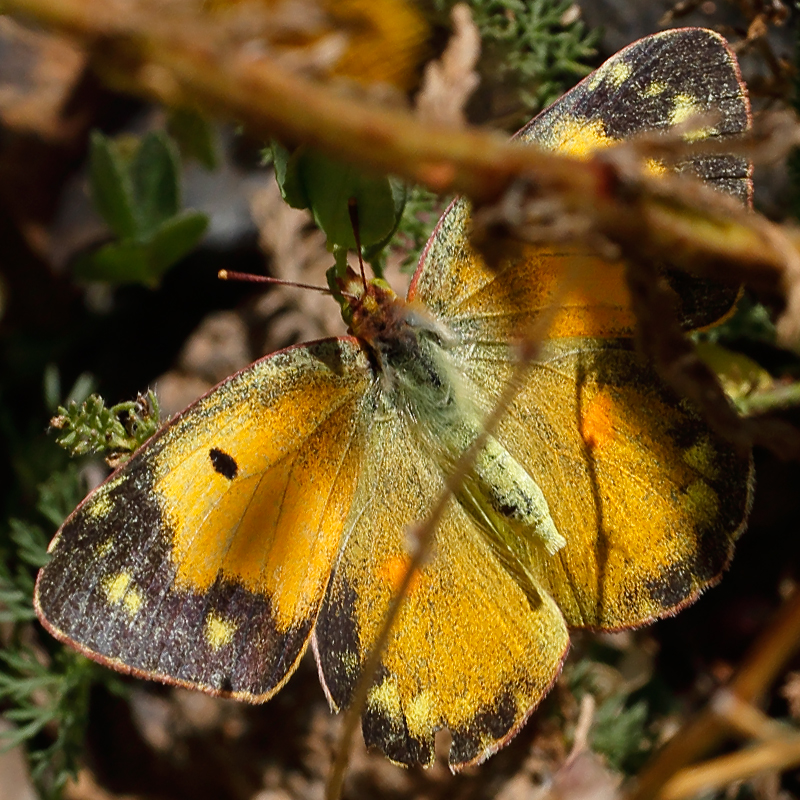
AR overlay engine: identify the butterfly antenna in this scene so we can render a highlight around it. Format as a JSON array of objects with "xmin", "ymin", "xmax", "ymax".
[
  {"xmin": 218, "ymin": 270, "xmax": 356, "ymax": 300},
  {"xmin": 347, "ymin": 197, "xmax": 368, "ymax": 292}
]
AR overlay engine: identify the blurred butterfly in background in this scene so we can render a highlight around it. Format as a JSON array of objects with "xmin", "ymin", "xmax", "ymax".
[{"xmin": 36, "ymin": 28, "xmax": 753, "ymax": 770}]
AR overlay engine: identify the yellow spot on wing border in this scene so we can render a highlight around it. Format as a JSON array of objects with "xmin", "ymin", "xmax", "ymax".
[
  {"xmin": 103, "ymin": 572, "xmax": 144, "ymax": 618},
  {"xmin": 104, "ymin": 572, "xmax": 132, "ymax": 604},
  {"xmin": 671, "ymin": 93, "xmax": 715, "ymax": 142},
  {"xmin": 205, "ymin": 612, "xmax": 237, "ymax": 650},
  {"xmin": 642, "ymin": 80, "xmax": 667, "ymax": 97},
  {"xmin": 368, "ymin": 676, "xmax": 402, "ymax": 718},
  {"xmin": 684, "ymin": 481, "xmax": 720, "ymax": 530},
  {"xmin": 683, "ymin": 439, "xmax": 721, "ymax": 480},
  {"xmin": 96, "ymin": 537, "xmax": 114, "ymax": 559},
  {"xmin": 607, "ymin": 60, "xmax": 631, "ymax": 87},
  {"xmin": 86, "ymin": 475, "xmax": 125, "ymax": 521},
  {"xmin": 123, "ymin": 589, "xmax": 144, "ymax": 617},
  {"xmin": 406, "ymin": 689, "xmax": 435, "ymax": 739}
]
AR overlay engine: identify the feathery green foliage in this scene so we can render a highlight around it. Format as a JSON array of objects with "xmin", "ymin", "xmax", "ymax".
[
  {"xmin": 0, "ymin": 466, "xmax": 107, "ymax": 798},
  {"xmin": 431, "ymin": 0, "xmax": 599, "ymax": 121},
  {"xmin": 51, "ymin": 391, "xmax": 161, "ymax": 465}
]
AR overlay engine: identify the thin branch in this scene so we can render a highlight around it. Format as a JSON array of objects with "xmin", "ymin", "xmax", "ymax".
[
  {"xmin": 629, "ymin": 589, "xmax": 800, "ymax": 800},
  {"xmin": 5, "ymin": 0, "xmax": 800, "ymax": 342},
  {"xmin": 709, "ymin": 690, "xmax": 789, "ymax": 741},
  {"xmin": 659, "ymin": 735, "xmax": 800, "ymax": 800}
]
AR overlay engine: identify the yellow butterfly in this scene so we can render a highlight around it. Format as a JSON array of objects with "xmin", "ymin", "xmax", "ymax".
[{"xmin": 36, "ymin": 27, "xmax": 753, "ymax": 770}]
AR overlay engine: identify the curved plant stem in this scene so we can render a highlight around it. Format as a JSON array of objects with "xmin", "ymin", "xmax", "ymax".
[
  {"xmin": 4, "ymin": 0, "xmax": 800, "ymax": 321},
  {"xmin": 660, "ymin": 735, "xmax": 800, "ymax": 800},
  {"xmin": 629, "ymin": 588, "xmax": 800, "ymax": 800}
]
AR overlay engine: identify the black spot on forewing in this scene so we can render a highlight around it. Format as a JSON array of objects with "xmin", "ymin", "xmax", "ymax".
[{"xmin": 209, "ymin": 448, "xmax": 238, "ymax": 479}]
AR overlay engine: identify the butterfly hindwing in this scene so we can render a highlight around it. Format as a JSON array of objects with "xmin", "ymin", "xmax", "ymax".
[
  {"xmin": 315, "ymin": 409, "xmax": 569, "ymax": 769},
  {"xmin": 465, "ymin": 338, "xmax": 752, "ymax": 628},
  {"xmin": 36, "ymin": 338, "xmax": 374, "ymax": 699}
]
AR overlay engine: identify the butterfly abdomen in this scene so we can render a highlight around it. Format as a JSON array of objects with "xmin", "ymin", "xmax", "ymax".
[{"xmin": 370, "ymin": 299, "xmax": 567, "ymax": 563}]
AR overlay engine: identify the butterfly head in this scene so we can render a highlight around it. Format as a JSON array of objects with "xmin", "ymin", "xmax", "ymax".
[
  {"xmin": 330, "ymin": 267, "xmax": 400, "ymax": 343},
  {"xmin": 333, "ymin": 267, "xmax": 452, "ymax": 373}
]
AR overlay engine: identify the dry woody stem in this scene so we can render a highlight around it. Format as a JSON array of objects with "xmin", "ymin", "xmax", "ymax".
[
  {"xmin": 630, "ymin": 588, "xmax": 800, "ymax": 800},
  {"xmin": 5, "ymin": 0, "xmax": 800, "ymax": 351}
]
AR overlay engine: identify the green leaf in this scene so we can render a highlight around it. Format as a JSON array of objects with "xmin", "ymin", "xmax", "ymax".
[
  {"xmin": 362, "ymin": 179, "xmax": 408, "ymax": 276},
  {"xmin": 167, "ymin": 108, "xmax": 219, "ymax": 170},
  {"xmin": 591, "ymin": 694, "xmax": 651, "ymax": 772},
  {"xmin": 73, "ymin": 240, "xmax": 153, "ymax": 285},
  {"xmin": 8, "ymin": 518, "xmax": 49, "ymax": 568},
  {"xmin": 299, "ymin": 150, "xmax": 398, "ymax": 249},
  {"xmin": 36, "ymin": 466, "xmax": 85, "ymax": 529},
  {"xmin": 148, "ymin": 210, "xmax": 209, "ymax": 276},
  {"xmin": 131, "ymin": 131, "xmax": 182, "ymax": 235},
  {"xmin": 391, "ymin": 185, "xmax": 443, "ymax": 273},
  {"xmin": 51, "ymin": 391, "xmax": 161, "ymax": 462},
  {"xmin": 89, "ymin": 131, "xmax": 139, "ymax": 239},
  {"xmin": 73, "ymin": 210, "xmax": 207, "ymax": 286},
  {"xmin": 0, "ymin": 574, "xmax": 37, "ymax": 623},
  {"xmin": 271, "ymin": 141, "xmax": 311, "ymax": 209}
]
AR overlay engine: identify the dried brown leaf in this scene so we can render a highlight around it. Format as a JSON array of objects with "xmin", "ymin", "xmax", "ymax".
[
  {"xmin": 416, "ymin": 3, "xmax": 480, "ymax": 128},
  {"xmin": 0, "ymin": 17, "xmax": 86, "ymax": 139}
]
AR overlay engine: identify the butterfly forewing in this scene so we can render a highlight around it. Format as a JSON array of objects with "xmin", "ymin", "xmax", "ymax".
[
  {"xmin": 414, "ymin": 27, "xmax": 751, "ymax": 336},
  {"xmin": 520, "ymin": 26, "xmax": 751, "ymax": 330},
  {"xmin": 36, "ymin": 339, "xmax": 374, "ymax": 700}
]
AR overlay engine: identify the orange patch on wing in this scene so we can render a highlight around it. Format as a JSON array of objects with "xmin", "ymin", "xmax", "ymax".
[
  {"xmin": 377, "ymin": 554, "xmax": 421, "ymax": 596},
  {"xmin": 581, "ymin": 391, "xmax": 616, "ymax": 449},
  {"xmin": 536, "ymin": 251, "xmax": 634, "ymax": 339},
  {"xmin": 446, "ymin": 242, "xmax": 635, "ymax": 341}
]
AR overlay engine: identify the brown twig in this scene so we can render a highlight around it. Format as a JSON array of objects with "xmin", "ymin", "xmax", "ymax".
[
  {"xmin": 5, "ymin": 0, "xmax": 800, "ymax": 334},
  {"xmin": 659, "ymin": 735, "xmax": 800, "ymax": 800},
  {"xmin": 628, "ymin": 588, "xmax": 800, "ymax": 800}
]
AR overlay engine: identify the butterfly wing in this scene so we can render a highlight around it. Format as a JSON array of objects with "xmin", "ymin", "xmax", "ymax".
[
  {"xmin": 524, "ymin": 26, "xmax": 750, "ymax": 197},
  {"xmin": 315, "ymin": 408, "xmax": 569, "ymax": 769},
  {"xmin": 462, "ymin": 338, "xmax": 751, "ymax": 628},
  {"xmin": 409, "ymin": 26, "xmax": 754, "ymax": 630},
  {"xmin": 36, "ymin": 338, "xmax": 375, "ymax": 700},
  {"xmin": 519, "ymin": 25, "xmax": 751, "ymax": 331},
  {"xmin": 413, "ymin": 27, "xmax": 751, "ymax": 337}
]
